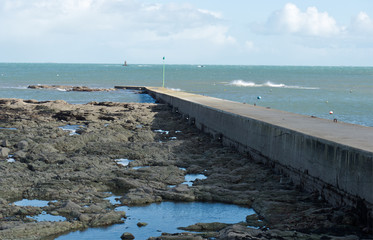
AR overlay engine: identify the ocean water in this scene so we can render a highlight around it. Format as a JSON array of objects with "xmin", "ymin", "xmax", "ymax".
[{"xmin": 1, "ymin": 63, "xmax": 372, "ymax": 127}]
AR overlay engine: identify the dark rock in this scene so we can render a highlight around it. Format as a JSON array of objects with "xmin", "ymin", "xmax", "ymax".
[
  {"xmin": 17, "ymin": 140, "xmax": 29, "ymax": 150},
  {"xmin": 137, "ymin": 222, "xmax": 148, "ymax": 227},
  {"xmin": 120, "ymin": 232, "xmax": 135, "ymax": 240},
  {"xmin": 1, "ymin": 140, "xmax": 10, "ymax": 147},
  {"xmin": 178, "ymin": 222, "xmax": 229, "ymax": 231}
]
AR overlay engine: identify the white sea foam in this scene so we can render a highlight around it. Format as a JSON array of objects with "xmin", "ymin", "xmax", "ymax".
[
  {"xmin": 56, "ymin": 88, "xmax": 67, "ymax": 92},
  {"xmin": 167, "ymin": 88, "xmax": 182, "ymax": 91},
  {"xmin": 228, "ymin": 80, "xmax": 318, "ymax": 90}
]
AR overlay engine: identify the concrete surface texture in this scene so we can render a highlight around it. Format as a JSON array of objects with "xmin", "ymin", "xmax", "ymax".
[{"xmin": 145, "ymin": 87, "xmax": 373, "ymax": 209}]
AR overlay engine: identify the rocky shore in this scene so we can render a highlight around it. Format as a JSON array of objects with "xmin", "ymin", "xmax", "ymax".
[
  {"xmin": 0, "ymin": 98, "xmax": 371, "ymax": 239},
  {"xmin": 28, "ymin": 85, "xmax": 116, "ymax": 92}
]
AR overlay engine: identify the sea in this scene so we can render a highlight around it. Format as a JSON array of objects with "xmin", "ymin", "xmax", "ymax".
[{"xmin": 0, "ymin": 63, "xmax": 372, "ymax": 127}]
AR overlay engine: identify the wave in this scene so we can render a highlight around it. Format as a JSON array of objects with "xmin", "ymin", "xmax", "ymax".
[
  {"xmin": 167, "ymin": 87, "xmax": 182, "ymax": 91},
  {"xmin": 56, "ymin": 88, "xmax": 67, "ymax": 92},
  {"xmin": 227, "ymin": 80, "xmax": 319, "ymax": 90}
]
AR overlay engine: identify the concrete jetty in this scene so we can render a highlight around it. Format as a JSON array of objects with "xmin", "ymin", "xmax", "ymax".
[{"xmin": 143, "ymin": 87, "xmax": 373, "ymax": 224}]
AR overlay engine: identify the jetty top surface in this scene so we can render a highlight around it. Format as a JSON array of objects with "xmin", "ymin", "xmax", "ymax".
[{"xmin": 145, "ymin": 87, "xmax": 373, "ymax": 153}]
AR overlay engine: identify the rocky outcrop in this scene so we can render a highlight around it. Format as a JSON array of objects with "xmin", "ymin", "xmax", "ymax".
[
  {"xmin": 0, "ymin": 98, "xmax": 369, "ymax": 239},
  {"xmin": 28, "ymin": 85, "xmax": 116, "ymax": 92}
]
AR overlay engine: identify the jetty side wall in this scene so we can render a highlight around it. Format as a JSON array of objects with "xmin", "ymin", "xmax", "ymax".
[{"xmin": 146, "ymin": 89, "xmax": 373, "ymax": 214}]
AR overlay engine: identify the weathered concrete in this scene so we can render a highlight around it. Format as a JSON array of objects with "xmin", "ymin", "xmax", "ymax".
[{"xmin": 145, "ymin": 87, "xmax": 373, "ymax": 224}]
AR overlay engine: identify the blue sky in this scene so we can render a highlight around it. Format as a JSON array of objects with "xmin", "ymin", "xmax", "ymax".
[{"xmin": 1, "ymin": 0, "xmax": 373, "ymax": 65}]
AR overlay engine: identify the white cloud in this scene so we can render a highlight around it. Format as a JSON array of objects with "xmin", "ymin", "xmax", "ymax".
[
  {"xmin": 349, "ymin": 12, "xmax": 373, "ymax": 35},
  {"xmin": 244, "ymin": 41, "xmax": 255, "ymax": 51},
  {"xmin": 0, "ymin": 0, "xmax": 235, "ymax": 63},
  {"xmin": 255, "ymin": 3, "xmax": 341, "ymax": 37}
]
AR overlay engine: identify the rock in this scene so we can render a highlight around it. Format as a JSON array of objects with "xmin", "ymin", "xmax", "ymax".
[
  {"xmin": 13, "ymin": 150, "xmax": 27, "ymax": 160},
  {"xmin": 246, "ymin": 214, "xmax": 266, "ymax": 228},
  {"xmin": 148, "ymin": 233, "xmax": 205, "ymax": 240},
  {"xmin": 120, "ymin": 232, "xmax": 135, "ymax": 240},
  {"xmin": 113, "ymin": 177, "xmax": 141, "ymax": 190},
  {"xmin": 218, "ymin": 224, "xmax": 262, "ymax": 239},
  {"xmin": 78, "ymin": 214, "xmax": 92, "ymax": 223},
  {"xmin": 137, "ymin": 222, "xmax": 148, "ymax": 227},
  {"xmin": 178, "ymin": 222, "xmax": 229, "ymax": 231},
  {"xmin": 120, "ymin": 188, "xmax": 162, "ymax": 205},
  {"xmin": 58, "ymin": 200, "xmax": 81, "ymax": 215},
  {"xmin": 1, "ymin": 140, "xmax": 10, "ymax": 147},
  {"xmin": 0, "ymin": 147, "xmax": 10, "ymax": 158},
  {"xmin": 89, "ymin": 211, "xmax": 126, "ymax": 227},
  {"xmin": 17, "ymin": 140, "xmax": 29, "ymax": 150}
]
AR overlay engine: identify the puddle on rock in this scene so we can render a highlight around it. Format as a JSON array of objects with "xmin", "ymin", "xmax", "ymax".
[
  {"xmin": 0, "ymin": 127, "xmax": 17, "ymax": 130},
  {"xmin": 114, "ymin": 158, "xmax": 133, "ymax": 167},
  {"xmin": 13, "ymin": 199, "xmax": 52, "ymax": 207},
  {"xmin": 132, "ymin": 166, "xmax": 150, "ymax": 170},
  {"xmin": 56, "ymin": 201, "xmax": 254, "ymax": 240},
  {"xmin": 154, "ymin": 129, "xmax": 169, "ymax": 134},
  {"xmin": 105, "ymin": 195, "xmax": 121, "ymax": 205},
  {"xmin": 183, "ymin": 174, "xmax": 207, "ymax": 186},
  {"xmin": 7, "ymin": 155, "xmax": 15, "ymax": 163},
  {"xmin": 58, "ymin": 125, "xmax": 85, "ymax": 136},
  {"xmin": 28, "ymin": 211, "xmax": 67, "ymax": 222}
]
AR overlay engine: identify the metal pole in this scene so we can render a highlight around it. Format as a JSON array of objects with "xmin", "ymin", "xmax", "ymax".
[{"xmin": 162, "ymin": 56, "xmax": 165, "ymax": 88}]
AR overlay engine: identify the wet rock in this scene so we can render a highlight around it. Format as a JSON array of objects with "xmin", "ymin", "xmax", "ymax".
[
  {"xmin": 137, "ymin": 222, "xmax": 148, "ymax": 227},
  {"xmin": 121, "ymin": 232, "xmax": 135, "ymax": 240},
  {"xmin": 148, "ymin": 233, "xmax": 205, "ymax": 240},
  {"xmin": 245, "ymin": 214, "xmax": 266, "ymax": 228},
  {"xmin": 178, "ymin": 222, "xmax": 229, "ymax": 232}
]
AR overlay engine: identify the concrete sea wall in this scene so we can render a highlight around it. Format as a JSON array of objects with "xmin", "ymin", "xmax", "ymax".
[{"xmin": 145, "ymin": 87, "xmax": 373, "ymax": 225}]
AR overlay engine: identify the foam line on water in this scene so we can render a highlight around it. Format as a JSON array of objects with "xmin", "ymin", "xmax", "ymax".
[{"xmin": 227, "ymin": 80, "xmax": 319, "ymax": 90}]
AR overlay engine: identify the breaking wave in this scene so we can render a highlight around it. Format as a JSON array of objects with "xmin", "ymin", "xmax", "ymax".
[
  {"xmin": 167, "ymin": 87, "xmax": 182, "ymax": 91},
  {"xmin": 228, "ymin": 80, "xmax": 319, "ymax": 90}
]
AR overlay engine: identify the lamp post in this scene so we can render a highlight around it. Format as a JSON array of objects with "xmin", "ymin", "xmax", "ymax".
[{"xmin": 162, "ymin": 56, "xmax": 165, "ymax": 88}]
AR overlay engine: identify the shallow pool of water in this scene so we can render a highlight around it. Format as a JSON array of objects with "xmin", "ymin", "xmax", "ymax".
[
  {"xmin": 13, "ymin": 199, "xmax": 52, "ymax": 207},
  {"xmin": 183, "ymin": 174, "xmax": 207, "ymax": 186},
  {"xmin": 0, "ymin": 127, "xmax": 17, "ymax": 130},
  {"xmin": 58, "ymin": 125, "xmax": 84, "ymax": 135},
  {"xmin": 132, "ymin": 166, "xmax": 150, "ymax": 170},
  {"xmin": 6, "ymin": 155, "xmax": 15, "ymax": 163},
  {"xmin": 56, "ymin": 201, "xmax": 254, "ymax": 240},
  {"xmin": 114, "ymin": 158, "xmax": 133, "ymax": 167},
  {"xmin": 29, "ymin": 211, "xmax": 67, "ymax": 222}
]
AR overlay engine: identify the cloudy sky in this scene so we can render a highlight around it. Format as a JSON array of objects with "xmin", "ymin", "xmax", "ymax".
[{"xmin": 1, "ymin": 0, "xmax": 373, "ymax": 65}]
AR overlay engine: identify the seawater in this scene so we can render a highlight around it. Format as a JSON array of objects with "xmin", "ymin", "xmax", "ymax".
[
  {"xmin": 1, "ymin": 63, "xmax": 372, "ymax": 126},
  {"xmin": 56, "ymin": 201, "xmax": 254, "ymax": 240}
]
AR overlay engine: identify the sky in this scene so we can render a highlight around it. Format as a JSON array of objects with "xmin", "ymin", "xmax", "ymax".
[{"xmin": 1, "ymin": 0, "xmax": 373, "ymax": 66}]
